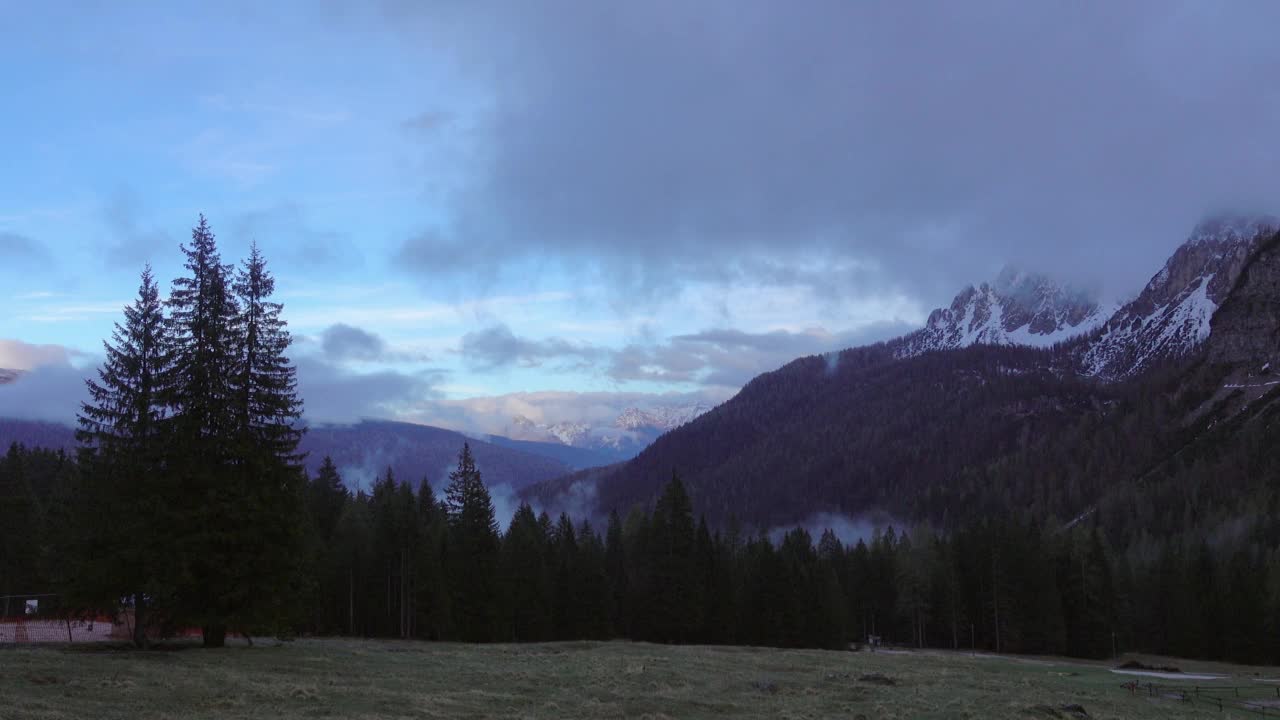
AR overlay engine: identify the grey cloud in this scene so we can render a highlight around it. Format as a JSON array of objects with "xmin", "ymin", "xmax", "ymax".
[
  {"xmin": 393, "ymin": 1, "xmax": 1280, "ymax": 305},
  {"xmin": 321, "ymin": 323, "xmax": 387, "ymax": 362},
  {"xmin": 458, "ymin": 320, "xmax": 911, "ymax": 388},
  {"xmin": 460, "ymin": 323, "xmax": 602, "ymax": 370},
  {"xmin": 103, "ymin": 189, "xmax": 171, "ymax": 268},
  {"xmin": 230, "ymin": 202, "xmax": 363, "ymax": 271},
  {"xmin": 295, "ymin": 355, "xmax": 445, "ymax": 424},
  {"xmin": 614, "ymin": 322, "xmax": 914, "ymax": 388},
  {"xmin": 0, "ymin": 233, "xmax": 50, "ymax": 267},
  {"xmin": 0, "ymin": 341, "xmax": 91, "ymax": 423},
  {"xmin": 0, "ymin": 363, "xmax": 91, "ymax": 423},
  {"xmin": 317, "ymin": 323, "xmax": 430, "ymax": 365},
  {"xmin": 0, "ymin": 339, "xmax": 77, "ymax": 371}
]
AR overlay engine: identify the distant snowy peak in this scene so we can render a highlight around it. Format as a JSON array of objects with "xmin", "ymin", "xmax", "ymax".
[
  {"xmin": 508, "ymin": 404, "xmax": 712, "ymax": 450},
  {"xmin": 1082, "ymin": 214, "xmax": 1279, "ymax": 380},
  {"xmin": 896, "ymin": 266, "xmax": 1108, "ymax": 357},
  {"xmin": 614, "ymin": 405, "xmax": 712, "ymax": 432},
  {"xmin": 546, "ymin": 421, "xmax": 591, "ymax": 447}
]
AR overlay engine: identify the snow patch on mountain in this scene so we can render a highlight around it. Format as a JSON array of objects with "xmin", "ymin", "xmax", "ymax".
[
  {"xmin": 614, "ymin": 405, "xmax": 712, "ymax": 432},
  {"xmin": 895, "ymin": 266, "xmax": 1109, "ymax": 357},
  {"xmin": 1080, "ymin": 214, "xmax": 1278, "ymax": 380},
  {"xmin": 506, "ymin": 403, "xmax": 713, "ymax": 457}
]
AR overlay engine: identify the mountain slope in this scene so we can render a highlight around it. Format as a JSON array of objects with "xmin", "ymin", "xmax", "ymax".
[
  {"xmin": 298, "ymin": 420, "xmax": 571, "ymax": 491},
  {"xmin": 0, "ymin": 369, "xmax": 20, "ymax": 385},
  {"xmin": 1081, "ymin": 215, "xmax": 1278, "ymax": 379},
  {"xmin": 527, "ymin": 342, "xmax": 1103, "ymax": 526},
  {"xmin": 0, "ymin": 417, "xmax": 572, "ymax": 492},
  {"xmin": 485, "ymin": 434, "xmax": 620, "ymax": 470}
]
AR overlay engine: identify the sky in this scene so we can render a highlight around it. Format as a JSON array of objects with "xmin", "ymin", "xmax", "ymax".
[{"xmin": 3, "ymin": 1, "xmax": 1280, "ymax": 432}]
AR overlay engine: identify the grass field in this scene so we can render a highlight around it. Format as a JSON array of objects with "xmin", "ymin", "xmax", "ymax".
[{"xmin": 2, "ymin": 638, "xmax": 1278, "ymax": 719}]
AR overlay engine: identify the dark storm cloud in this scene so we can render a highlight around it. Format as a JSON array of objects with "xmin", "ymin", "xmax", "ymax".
[
  {"xmin": 0, "ymin": 232, "xmax": 50, "ymax": 266},
  {"xmin": 459, "ymin": 323, "xmax": 602, "ymax": 370},
  {"xmin": 396, "ymin": 0, "xmax": 1280, "ymax": 304}
]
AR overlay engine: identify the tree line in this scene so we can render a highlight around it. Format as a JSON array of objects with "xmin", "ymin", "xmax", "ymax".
[{"xmin": 7, "ymin": 439, "xmax": 1280, "ymax": 663}]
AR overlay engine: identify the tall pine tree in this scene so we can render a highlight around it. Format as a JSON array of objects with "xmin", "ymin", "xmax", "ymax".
[
  {"xmin": 71, "ymin": 266, "xmax": 170, "ymax": 647},
  {"xmin": 444, "ymin": 443, "xmax": 500, "ymax": 641}
]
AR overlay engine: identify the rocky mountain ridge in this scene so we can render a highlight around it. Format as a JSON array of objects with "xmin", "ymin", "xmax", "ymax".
[
  {"xmin": 894, "ymin": 267, "xmax": 1111, "ymax": 358},
  {"xmin": 1081, "ymin": 214, "xmax": 1278, "ymax": 379},
  {"xmin": 506, "ymin": 403, "xmax": 713, "ymax": 460}
]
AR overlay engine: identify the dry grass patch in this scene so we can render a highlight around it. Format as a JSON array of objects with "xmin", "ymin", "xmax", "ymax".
[{"xmin": 0, "ymin": 639, "xmax": 1272, "ymax": 719}]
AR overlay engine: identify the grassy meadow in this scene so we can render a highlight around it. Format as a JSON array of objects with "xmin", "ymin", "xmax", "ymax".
[{"xmin": 2, "ymin": 638, "xmax": 1278, "ymax": 719}]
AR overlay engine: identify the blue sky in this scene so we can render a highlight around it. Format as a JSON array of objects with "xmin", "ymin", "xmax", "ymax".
[{"xmin": 3, "ymin": 1, "xmax": 1280, "ymax": 432}]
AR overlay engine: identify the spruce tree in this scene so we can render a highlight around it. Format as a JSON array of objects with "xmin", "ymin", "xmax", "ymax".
[
  {"xmin": 231, "ymin": 241, "xmax": 303, "ymax": 463},
  {"xmin": 444, "ymin": 443, "xmax": 500, "ymax": 641},
  {"xmin": 165, "ymin": 214, "xmax": 238, "ymax": 463},
  {"xmin": 163, "ymin": 216, "xmax": 302, "ymax": 646},
  {"xmin": 70, "ymin": 266, "xmax": 170, "ymax": 647},
  {"xmin": 415, "ymin": 480, "xmax": 451, "ymax": 639},
  {"xmin": 499, "ymin": 503, "xmax": 551, "ymax": 641},
  {"xmin": 648, "ymin": 472, "xmax": 696, "ymax": 643}
]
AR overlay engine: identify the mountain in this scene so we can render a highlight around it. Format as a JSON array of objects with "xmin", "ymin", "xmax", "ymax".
[
  {"xmin": 0, "ymin": 369, "xmax": 20, "ymax": 385},
  {"xmin": 524, "ymin": 216, "xmax": 1280, "ymax": 530},
  {"xmin": 504, "ymin": 403, "xmax": 713, "ymax": 462},
  {"xmin": 894, "ymin": 266, "xmax": 1110, "ymax": 357},
  {"xmin": 298, "ymin": 420, "xmax": 571, "ymax": 491},
  {"xmin": 485, "ymin": 434, "xmax": 620, "ymax": 470},
  {"xmin": 614, "ymin": 405, "xmax": 712, "ymax": 431},
  {"xmin": 1081, "ymin": 214, "xmax": 1278, "ymax": 380},
  {"xmin": 0, "ymin": 418, "xmax": 76, "ymax": 452},
  {"xmin": 0, "ymin": 417, "xmax": 572, "ymax": 492}
]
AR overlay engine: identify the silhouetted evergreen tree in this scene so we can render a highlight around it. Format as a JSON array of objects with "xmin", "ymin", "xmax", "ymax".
[
  {"xmin": 445, "ymin": 443, "xmax": 500, "ymax": 641},
  {"xmin": 499, "ymin": 503, "xmax": 550, "ymax": 641},
  {"xmin": 69, "ymin": 266, "xmax": 169, "ymax": 647}
]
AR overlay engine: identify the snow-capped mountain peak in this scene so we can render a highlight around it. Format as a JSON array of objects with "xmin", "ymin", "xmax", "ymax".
[
  {"xmin": 896, "ymin": 266, "xmax": 1109, "ymax": 357},
  {"xmin": 505, "ymin": 404, "xmax": 714, "ymax": 459},
  {"xmin": 614, "ymin": 404, "xmax": 712, "ymax": 432},
  {"xmin": 1081, "ymin": 213, "xmax": 1279, "ymax": 379}
]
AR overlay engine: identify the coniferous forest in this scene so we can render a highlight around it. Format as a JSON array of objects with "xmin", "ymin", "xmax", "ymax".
[{"xmin": 2, "ymin": 216, "xmax": 1279, "ymax": 665}]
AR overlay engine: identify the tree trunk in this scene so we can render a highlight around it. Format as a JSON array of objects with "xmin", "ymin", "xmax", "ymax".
[
  {"xmin": 133, "ymin": 593, "xmax": 149, "ymax": 649},
  {"xmin": 202, "ymin": 623, "xmax": 227, "ymax": 648}
]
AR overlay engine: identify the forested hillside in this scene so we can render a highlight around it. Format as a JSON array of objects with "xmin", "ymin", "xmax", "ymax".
[{"xmin": 0, "ymin": 418, "xmax": 574, "ymax": 492}]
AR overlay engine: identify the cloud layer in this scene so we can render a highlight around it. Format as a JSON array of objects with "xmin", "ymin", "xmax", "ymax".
[{"xmin": 393, "ymin": 0, "xmax": 1280, "ymax": 304}]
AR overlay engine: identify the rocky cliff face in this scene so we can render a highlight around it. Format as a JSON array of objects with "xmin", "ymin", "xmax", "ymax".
[
  {"xmin": 895, "ymin": 266, "xmax": 1108, "ymax": 357},
  {"xmin": 1081, "ymin": 215, "xmax": 1278, "ymax": 380},
  {"xmin": 1206, "ymin": 233, "xmax": 1280, "ymax": 369}
]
